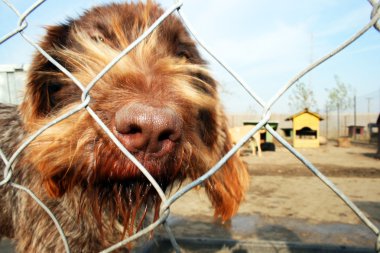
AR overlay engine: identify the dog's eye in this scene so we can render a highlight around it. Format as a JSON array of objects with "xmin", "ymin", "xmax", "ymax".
[
  {"xmin": 48, "ymin": 83, "xmax": 62, "ymax": 93},
  {"xmin": 177, "ymin": 50, "xmax": 190, "ymax": 59},
  {"xmin": 176, "ymin": 43, "xmax": 192, "ymax": 59},
  {"xmin": 193, "ymin": 72, "xmax": 216, "ymax": 95},
  {"xmin": 91, "ymin": 35, "xmax": 105, "ymax": 43}
]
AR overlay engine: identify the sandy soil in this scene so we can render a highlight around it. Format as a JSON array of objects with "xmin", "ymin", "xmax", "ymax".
[{"xmin": 165, "ymin": 142, "xmax": 380, "ymax": 249}]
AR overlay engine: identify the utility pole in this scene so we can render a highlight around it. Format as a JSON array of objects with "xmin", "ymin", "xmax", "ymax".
[
  {"xmin": 354, "ymin": 95, "xmax": 357, "ymax": 140},
  {"xmin": 366, "ymin": 97, "xmax": 372, "ymax": 113},
  {"xmin": 337, "ymin": 103, "xmax": 340, "ymax": 138},
  {"xmin": 308, "ymin": 33, "xmax": 314, "ymax": 87},
  {"xmin": 366, "ymin": 97, "xmax": 373, "ymax": 126},
  {"xmin": 325, "ymin": 103, "xmax": 329, "ymax": 140}
]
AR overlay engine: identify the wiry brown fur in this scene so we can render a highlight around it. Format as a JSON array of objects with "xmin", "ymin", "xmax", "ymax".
[{"xmin": 0, "ymin": 1, "xmax": 249, "ymax": 252}]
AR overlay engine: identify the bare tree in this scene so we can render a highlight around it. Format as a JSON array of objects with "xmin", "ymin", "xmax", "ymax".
[
  {"xmin": 326, "ymin": 75, "xmax": 353, "ymax": 137},
  {"xmin": 326, "ymin": 75, "xmax": 353, "ymax": 111},
  {"xmin": 288, "ymin": 82, "xmax": 317, "ymax": 112}
]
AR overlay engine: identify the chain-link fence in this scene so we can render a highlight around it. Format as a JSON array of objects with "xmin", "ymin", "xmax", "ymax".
[{"xmin": 1, "ymin": 0, "xmax": 379, "ymax": 252}]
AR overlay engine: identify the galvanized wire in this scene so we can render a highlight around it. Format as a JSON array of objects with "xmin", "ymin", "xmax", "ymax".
[
  {"xmin": 0, "ymin": 0, "xmax": 380, "ymax": 252},
  {"xmin": 176, "ymin": 10, "xmax": 266, "ymax": 109},
  {"xmin": 368, "ymin": 0, "xmax": 380, "ymax": 31}
]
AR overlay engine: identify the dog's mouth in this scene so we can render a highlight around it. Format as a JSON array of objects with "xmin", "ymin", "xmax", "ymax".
[{"xmin": 92, "ymin": 136, "xmax": 185, "ymax": 184}]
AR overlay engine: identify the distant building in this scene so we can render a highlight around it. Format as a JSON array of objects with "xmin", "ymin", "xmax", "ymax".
[
  {"xmin": 285, "ymin": 108, "xmax": 323, "ymax": 148},
  {"xmin": 0, "ymin": 64, "xmax": 28, "ymax": 104}
]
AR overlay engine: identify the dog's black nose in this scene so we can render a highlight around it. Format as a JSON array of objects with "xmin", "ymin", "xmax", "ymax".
[{"xmin": 114, "ymin": 104, "xmax": 182, "ymax": 154}]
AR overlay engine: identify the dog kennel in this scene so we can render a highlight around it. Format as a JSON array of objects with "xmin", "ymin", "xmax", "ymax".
[{"xmin": 285, "ymin": 108, "xmax": 324, "ymax": 148}]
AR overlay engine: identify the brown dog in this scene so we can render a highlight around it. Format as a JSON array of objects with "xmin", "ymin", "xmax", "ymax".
[{"xmin": 0, "ymin": 1, "xmax": 248, "ymax": 252}]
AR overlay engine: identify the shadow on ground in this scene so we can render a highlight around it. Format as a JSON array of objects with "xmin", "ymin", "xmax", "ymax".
[{"xmin": 134, "ymin": 213, "xmax": 378, "ymax": 253}]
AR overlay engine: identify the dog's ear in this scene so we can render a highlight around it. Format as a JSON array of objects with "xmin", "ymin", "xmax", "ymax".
[
  {"xmin": 20, "ymin": 23, "xmax": 80, "ymax": 127},
  {"xmin": 26, "ymin": 128, "xmax": 77, "ymax": 198},
  {"xmin": 204, "ymin": 123, "xmax": 249, "ymax": 222}
]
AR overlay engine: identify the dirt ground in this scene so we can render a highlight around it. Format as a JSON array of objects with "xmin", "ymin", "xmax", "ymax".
[{"xmin": 165, "ymin": 141, "xmax": 380, "ymax": 250}]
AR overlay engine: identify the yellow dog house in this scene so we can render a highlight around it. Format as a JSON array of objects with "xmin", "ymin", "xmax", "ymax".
[{"xmin": 285, "ymin": 108, "xmax": 323, "ymax": 148}]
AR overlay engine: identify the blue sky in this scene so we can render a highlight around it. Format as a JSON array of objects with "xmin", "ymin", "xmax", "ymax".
[{"xmin": 1, "ymin": 0, "xmax": 379, "ymax": 113}]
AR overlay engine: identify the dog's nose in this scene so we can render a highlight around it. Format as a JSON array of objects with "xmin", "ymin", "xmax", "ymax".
[{"xmin": 114, "ymin": 104, "xmax": 182, "ymax": 154}]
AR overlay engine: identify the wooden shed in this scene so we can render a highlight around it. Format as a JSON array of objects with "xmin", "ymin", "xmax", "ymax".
[{"xmin": 285, "ymin": 108, "xmax": 324, "ymax": 148}]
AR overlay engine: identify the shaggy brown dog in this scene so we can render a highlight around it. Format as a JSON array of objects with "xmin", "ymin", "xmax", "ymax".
[{"xmin": 0, "ymin": 1, "xmax": 248, "ymax": 252}]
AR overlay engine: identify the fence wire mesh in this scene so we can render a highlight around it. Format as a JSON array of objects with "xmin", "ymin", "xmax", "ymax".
[{"xmin": 0, "ymin": 0, "xmax": 379, "ymax": 252}]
